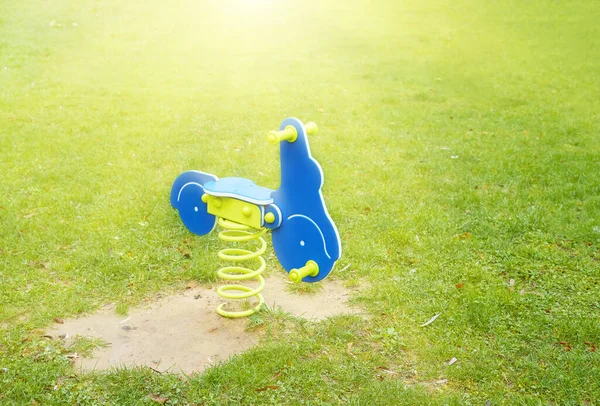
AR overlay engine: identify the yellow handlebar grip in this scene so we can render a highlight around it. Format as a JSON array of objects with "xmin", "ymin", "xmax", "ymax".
[{"xmin": 305, "ymin": 122, "xmax": 318, "ymax": 136}]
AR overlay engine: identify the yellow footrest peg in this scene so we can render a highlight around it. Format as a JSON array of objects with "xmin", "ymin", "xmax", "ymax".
[{"xmin": 289, "ymin": 260, "xmax": 319, "ymax": 283}]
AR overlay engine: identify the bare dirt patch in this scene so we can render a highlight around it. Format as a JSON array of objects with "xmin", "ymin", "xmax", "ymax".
[{"xmin": 49, "ymin": 273, "xmax": 361, "ymax": 374}]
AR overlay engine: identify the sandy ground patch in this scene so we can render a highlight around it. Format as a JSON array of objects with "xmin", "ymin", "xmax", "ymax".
[{"xmin": 48, "ymin": 273, "xmax": 361, "ymax": 374}]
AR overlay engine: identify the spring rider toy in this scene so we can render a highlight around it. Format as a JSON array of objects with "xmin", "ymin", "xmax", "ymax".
[{"xmin": 170, "ymin": 118, "xmax": 341, "ymax": 318}]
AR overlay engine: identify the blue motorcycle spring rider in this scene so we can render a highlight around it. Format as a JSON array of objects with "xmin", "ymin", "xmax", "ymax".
[{"xmin": 170, "ymin": 118, "xmax": 341, "ymax": 318}]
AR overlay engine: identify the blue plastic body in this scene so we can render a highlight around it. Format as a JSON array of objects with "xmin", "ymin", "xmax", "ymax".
[
  {"xmin": 170, "ymin": 170, "xmax": 217, "ymax": 236},
  {"xmin": 269, "ymin": 118, "xmax": 341, "ymax": 282},
  {"xmin": 170, "ymin": 118, "xmax": 341, "ymax": 282}
]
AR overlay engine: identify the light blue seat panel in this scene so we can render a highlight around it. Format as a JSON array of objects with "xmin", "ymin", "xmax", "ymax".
[{"xmin": 203, "ymin": 177, "xmax": 274, "ymax": 205}]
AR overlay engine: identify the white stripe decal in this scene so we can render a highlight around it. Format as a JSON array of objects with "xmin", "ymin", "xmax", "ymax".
[
  {"xmin": 287, "ymin": 214, "xmax": 331, "ymax": 259},
  {"xmin": 272, "ymin": 204, "xmax": 283, "ymax": 228},
  {"xmin": 177, "ymin": 182, "xmax": 203, "ymax": 202}
]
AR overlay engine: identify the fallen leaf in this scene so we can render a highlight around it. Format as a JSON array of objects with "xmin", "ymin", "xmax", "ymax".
[
  {"xmin": 376, "ymin": 366, "xmax": 397, "ymax": 376},
  {"xmin": 436, "ymin": 379, "xmax": 448, "ymax": 384},
  {"xmin": 420, "ymin": 313, "xmax": 441, "ymax": 327},
  {"xmin": 558, "ymin": 341, "xmax": 572, "ymax": 351},
  {"xmin": 255, "ymin": 385, "xmax": 280, "ymax": 392},
  {"xmin": 149, "ymin": 394, "xmax": 168, "ymax": 404},
  {"xmin": 54, "ymin": 318, "xmax": 64, "ymax": 324},
  {"xmin": 23, "ymin": 212, "xmax": 36, "ymax": 219},
  {"xmin": 271, "ymin": 370, "xmax": 283, "ymax": 381},
  {"xmin": 455, "ymin": 283, "xmax": 464, "ymax": 289},
  {"xmin": 347, "ymin": 342, "xmax": 354, "ymax": 354}
]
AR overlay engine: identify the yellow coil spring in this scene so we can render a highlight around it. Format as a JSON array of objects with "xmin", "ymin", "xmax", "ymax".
[{"xmin": 216, "ymin": 218, "xmax": 267, "ymax": 318}]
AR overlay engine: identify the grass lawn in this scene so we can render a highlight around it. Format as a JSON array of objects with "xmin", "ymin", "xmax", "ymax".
[{"xmin": 1, "ymin": 0, "xmax": 600, "ymax": 404}]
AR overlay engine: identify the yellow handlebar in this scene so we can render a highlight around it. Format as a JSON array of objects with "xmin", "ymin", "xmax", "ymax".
[
  {"xmin": 266, "ymin": 122, "xmax": 318, "ymax": 145},
  {"xmin": 267, "ymin": 125, "xmax": 297, "ymax": 144}
]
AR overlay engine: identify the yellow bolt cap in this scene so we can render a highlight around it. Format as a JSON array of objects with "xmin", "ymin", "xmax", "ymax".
[
  {"xmin": 264, "ymin": 212, "xmax": 275, "ymax": 223},
  {"xmin": 242, "ymin": 206, "xmax": 252, "ymax": 217}
]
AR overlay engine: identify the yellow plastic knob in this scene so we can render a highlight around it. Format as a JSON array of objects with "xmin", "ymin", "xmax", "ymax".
[
  {"xmin": 201, "ymin": 194, "xmax": 208, "ymax": 203},
  {"xmin": 213, "ymin": 197, "xmax": 222, "ymax": 208},
  {"xmin": 267, "ymin": 131, "xmax": 279, "ymax": 145},
  {"xmin": 264, "ymin": 212, "xmax": 275, "ymax": 223},
  {"xmin": 305, "ymin": 122, "xmax": 318, "ymax": 136},
  {"xmin": 242, "ymin": 206, "xmax": 252, "ymax": 217}
]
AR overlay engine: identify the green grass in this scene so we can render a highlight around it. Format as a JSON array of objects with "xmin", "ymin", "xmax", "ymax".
[{"xmin": 1, "ymin": 0, "xmax": 599, "ymax": 404}]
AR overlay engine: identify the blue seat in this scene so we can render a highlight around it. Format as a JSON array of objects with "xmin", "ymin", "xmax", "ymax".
[{"xmin": 203, "ymin": 177, "xmax": 274, "ymax": 205}]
